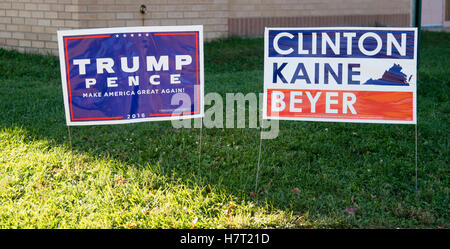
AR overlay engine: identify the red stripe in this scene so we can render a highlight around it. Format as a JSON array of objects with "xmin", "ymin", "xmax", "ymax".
[
  {"xmin": 149, "ymin": 111, "xmax": 197, "ymax": 117},
  {"xmin": 154, "ymin": 33, "xmax": 197, "ymax": 36},
  {"xmin": 72, "ymin": 117, "xmax": 123, "ymax": 121},
  {"xmin": 65, "ymin": 35, "xmax": 111, "ymax": 40},
  {"xmin": 196, "ymin": 33, "xmax": 199, "ymax": 113}
]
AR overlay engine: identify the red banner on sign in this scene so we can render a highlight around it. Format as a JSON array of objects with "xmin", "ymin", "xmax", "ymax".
[{"xmin": 267, "ymin": 89, "xmax": 413, "ymax": 122}]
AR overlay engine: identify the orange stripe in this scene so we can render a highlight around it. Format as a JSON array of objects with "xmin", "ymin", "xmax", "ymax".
[{"xmin": 267, "ymin": 89, "xmax": 413, "ymax": 121}]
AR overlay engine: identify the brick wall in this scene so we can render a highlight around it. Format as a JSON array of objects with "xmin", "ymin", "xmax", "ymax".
[
  {"xmin": 228, "ymin": 0, "xmax": 411, "ymax": 18},
  {"xmin": 0, "ymin": 0, "xmax": 77, "ymax": 54},
  {"xmin": 77, "ymin": 1, "xmax": 228, "ymax": 39},
  {"xmin": 228, "ymin": 0, "xmax": 412, "ymax": 36},
  {"xmin": 0, "ymin": 0, "xmax": 229, "ymax": 55},
  {"xmin": 0, "ymin": 0, "xmax": 412, "ymax": 55}
]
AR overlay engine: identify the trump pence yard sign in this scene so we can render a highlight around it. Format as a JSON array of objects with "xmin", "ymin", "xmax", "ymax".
[
  {"xmin": 263, "ymin": 27, "xmax": 417, "ymax": 124},
  {"xmin": 58, "ymin": 25, "xmax": 204, "ymax": 126}
]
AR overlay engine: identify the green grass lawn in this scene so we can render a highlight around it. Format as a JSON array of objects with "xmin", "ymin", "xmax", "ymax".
[{"xmin": 0, "ymin": 31, "xmax": 448, "ymax": 228}]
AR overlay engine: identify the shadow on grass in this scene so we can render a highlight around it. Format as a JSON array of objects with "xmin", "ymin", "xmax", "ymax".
[{"xmin": 0, "ymin": 32, "xmax": 448, "ymax": 228}]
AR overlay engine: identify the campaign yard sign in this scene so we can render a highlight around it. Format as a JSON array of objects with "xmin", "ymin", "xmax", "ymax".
[
  {"xmin": 58, "ymin": 25, "xmax": 204, "ymax": 126},
  {"xmin": 263, "ymin": 27, "xmax": 417, "ymax": 124}
]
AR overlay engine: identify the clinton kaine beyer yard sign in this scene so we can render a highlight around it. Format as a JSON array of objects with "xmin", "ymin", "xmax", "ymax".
[
  {"xmin": 57, "ymin": 26, "xmax": 204, "ymax": 126},
  {"xmin": 263, "ymin": 27, "xmax": 417, "ymax": 124}
]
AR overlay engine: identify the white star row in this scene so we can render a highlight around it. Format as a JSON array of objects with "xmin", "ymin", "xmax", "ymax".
[{"xmin": 115, "ymin": 33, "xmax": 150, "ymax": 38}]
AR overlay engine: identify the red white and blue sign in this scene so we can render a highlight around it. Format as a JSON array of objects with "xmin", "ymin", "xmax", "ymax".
[
  {"xmin": 263, "ymin": 27, "xmax": 417, "ymax": 124},
  {"xmin": 57, "ymin": 26, "xmax": 204, "ymax": 126}
]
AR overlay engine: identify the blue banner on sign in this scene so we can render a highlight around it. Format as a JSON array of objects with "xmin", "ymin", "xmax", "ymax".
[
  {"xmin": 58, "ymin": 26, "xmax": 203, "ymax": 125},
  {"xmin": 268, "ymin": 29, "xmax": 415, "ymax": 59}
]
